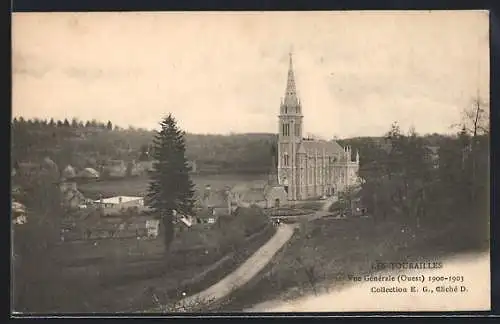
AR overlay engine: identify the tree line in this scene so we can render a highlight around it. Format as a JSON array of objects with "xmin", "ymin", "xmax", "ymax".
[
  {"xmin": 12, "ymin": 117, "xmax": 115, "ymax": 130},
  {"xmin": 349, "ymin": 98, "xmax": 489, "ymax": 251}
]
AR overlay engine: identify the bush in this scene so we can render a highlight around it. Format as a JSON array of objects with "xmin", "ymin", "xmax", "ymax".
[
  {"xmin": 213, "ymin": 206, "xmax": 270, "ymax": 253},
  {"xmin": 218, "ymin": 221, "xmax": 246, "ymax": 253},
  {"xmin": 232, "ymin": 206, "xmax": 269, "ymax": 236}
]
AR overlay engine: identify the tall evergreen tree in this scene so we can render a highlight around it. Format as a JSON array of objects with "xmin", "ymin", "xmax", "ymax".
[
  {"xmin": 146, "ymin": 114, "xmax": 195, "ymax": 252},
  {"xmin": 106, "ymin": 120, "xmax": 113, "ymax": 130}
]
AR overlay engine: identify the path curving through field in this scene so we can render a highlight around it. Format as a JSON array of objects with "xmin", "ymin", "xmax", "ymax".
[
  {"xmin": 173, "ymin": 223, "xmax": 297, "ymax": 309},
  {"xmin": 155, "ymin": 198, "xmax": 335, "ymax": 312}
]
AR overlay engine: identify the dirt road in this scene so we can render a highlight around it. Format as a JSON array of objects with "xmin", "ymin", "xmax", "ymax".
[{"xmin": 174, "ymin": 223, "xmax": 297, "ymax": 309}]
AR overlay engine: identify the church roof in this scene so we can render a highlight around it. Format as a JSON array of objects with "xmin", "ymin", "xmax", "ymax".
[{"xmin": 297, "ymin": 139, "xmax": 345, "ymax": 156}]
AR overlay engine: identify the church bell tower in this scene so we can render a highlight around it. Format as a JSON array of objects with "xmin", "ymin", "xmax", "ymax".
[{"xmin": 277, "ymin": 52, "xmax": 303, "ymax": 200}]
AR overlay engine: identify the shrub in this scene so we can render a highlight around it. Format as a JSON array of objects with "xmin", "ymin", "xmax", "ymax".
[
  {"xmin": 213, "ymin": 206, "xmax": 270, "ymax": 253},
  {"xmin": 217, "ymin": 221, "xmax": 245, "ymax": 254},
  {"xmin": 232, "ymin": 206, "xmax": 269, "ymax": 236}
]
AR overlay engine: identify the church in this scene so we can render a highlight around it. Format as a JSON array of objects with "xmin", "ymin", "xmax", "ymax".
[{"xmin": 277, "ymin": 53, "xmax": 360, "ymax": 201}]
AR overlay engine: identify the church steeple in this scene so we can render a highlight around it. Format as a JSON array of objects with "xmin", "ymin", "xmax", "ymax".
[
  {"xmin": 286, "ymin": 52, "xmax": 297, "ymax": 96},
  {"xmin": 282, "ymin": 51, "xmax": 301, "ymax": 114}
]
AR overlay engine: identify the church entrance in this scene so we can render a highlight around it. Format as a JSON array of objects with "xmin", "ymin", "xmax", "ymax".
[{"xmin": 274, "ymin": 199, "xmax": 280, "ymax": 208}]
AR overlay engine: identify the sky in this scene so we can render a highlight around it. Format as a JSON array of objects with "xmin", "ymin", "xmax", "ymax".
[{"xmin": 12, "ymin": 11, "xmax": 489, "ymax": 138}]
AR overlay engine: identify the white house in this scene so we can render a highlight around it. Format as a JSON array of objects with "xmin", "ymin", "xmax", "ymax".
[
  {"xmin": 78, "ymin": 167, "xmax": 100, "ymax": 179},
  {"xmin": 95, "ymin": 196, "xmax": 146, "ymax": 215},
  {"xmin": 12, "ymin": 201, "xmax": 28, "ymax": 225}
]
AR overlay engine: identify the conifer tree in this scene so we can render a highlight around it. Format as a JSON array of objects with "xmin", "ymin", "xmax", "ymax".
[{"xmin": 146, "ymin": 114, "xmax": 195, "ymax": 252}]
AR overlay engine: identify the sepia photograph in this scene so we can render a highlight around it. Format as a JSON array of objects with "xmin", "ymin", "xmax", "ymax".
[{"xmin": 11, "ymin": 11, "xmax": 490, "ymax": 314}]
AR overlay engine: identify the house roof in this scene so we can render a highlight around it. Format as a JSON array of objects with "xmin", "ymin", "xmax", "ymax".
[
  {"xmin": 231, "ymin": 181, "xmax": 267, "ymax": 193},
  {"xmin": 425, "ymin": 145, "xmax": 440, "ymax": 154},
  {"xmin": 12, "ymin": 201, "xmax": 26, "ymax": 213},
  {"xmin": 79, "ymin": 167, "xmax": 100, "ymax": 178},
  {"xmin": 241, "ymin": 189, "xmax": 266, "ymax": 202},
  {"xmin": 179, "ymin": 216, "xmax": 193, "ymax": 227},
  {"xmin": 95, "ymin": 196, "xmax": 143, "ymax": 204}
]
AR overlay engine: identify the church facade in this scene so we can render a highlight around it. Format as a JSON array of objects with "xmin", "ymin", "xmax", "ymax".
[{"xmin": 277, "ymin": 53, "xmax": 360, "ymax": 201}]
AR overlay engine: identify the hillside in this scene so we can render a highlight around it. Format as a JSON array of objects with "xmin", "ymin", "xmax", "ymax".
[
  {"xmin": 10, "ymin": 118, "xmax": 452, "ymax": 176},
  {"xmin": 10, "ymin": 118, "xmax": 277, "ymax": 175}
]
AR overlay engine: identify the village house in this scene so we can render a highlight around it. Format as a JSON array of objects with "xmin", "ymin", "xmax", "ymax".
[
  {"xmin": 95, "ymin": 195, "xmax": 148, "ymax": 216},
  {"xmin": 173, "ymin": 210, "xmax": 195, "ymax": 228},
  {"xmin": 196, "ymin": 186, "xmax": 232, "ymax": 223},
  {"xmin": 77, "ymin": 167, "xmax": 100, "ymax": 179},
  {"xmin": 231, "ymin": 181, "xmax": 289, "ymax": 209},
  {"xmin": 12, "ymin": 201, "xmax": 28, "ymax": 225},
  {"xmin": 135, "ymin": 160, "xmax": 155, "ymax": 175},
  {"xmin": 103, "ymin": 160, "xmax": 127, "ymax": 178}
]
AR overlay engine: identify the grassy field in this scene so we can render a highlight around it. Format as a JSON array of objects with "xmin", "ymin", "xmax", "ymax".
[
  {"xmin": 79, "ymin": 173, "xmax": 268, "ymax": 199},
  {"xmin": 13, "ymin": 203, "xmax": 275, "ymax": 313},
  {"xmin": 216, "ymin": 215, "xmax": 489, "ymax": 311},
  {"xmin": 37, "ymin": 224, "xmax": 276, "ymax": 313}
]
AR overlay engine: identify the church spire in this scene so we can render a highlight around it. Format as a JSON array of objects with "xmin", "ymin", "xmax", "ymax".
[
  {"xmin": 286, "ymin": 51, "xmax": 297, "ymax": 96},
  {"xmin": 283, "ymin": 51, "xmax": 300, "ymax": 110}
]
